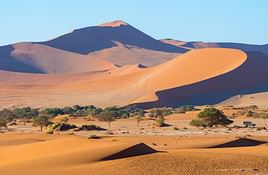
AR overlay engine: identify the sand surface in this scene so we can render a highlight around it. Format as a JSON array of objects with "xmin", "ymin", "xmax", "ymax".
[
  {"xmin": 0, "ymin": 48, "xmax": 247, "ymax": 108},
  {"xmin": 0, "ymin": 133, "xmax": 268, "ymax": 175}
]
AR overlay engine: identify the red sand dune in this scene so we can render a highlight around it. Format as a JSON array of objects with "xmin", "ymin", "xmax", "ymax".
[
  {"xmin": 0, "ymin": 48, "xmax": 248, "ymax": 108},
  {"xmin": 0, "ymin": 20, "xmax": 267, "ymax": 108}
]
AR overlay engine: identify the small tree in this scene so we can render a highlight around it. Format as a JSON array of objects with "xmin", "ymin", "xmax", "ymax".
[
  {"xmin": 13, "ymin": 107, "xmax": 38, "ymax": 125},
  {"xmin": 32, "ymin": 115, "xmax": 50, "ymax": 131},
  {"xmin": 133, "ymin": 110, "xmax": 144, "ymax": 127},
  {"xmin": 155, "ymin": 116, "xmax": 165, "ymax": 127},
  {"xmin": 134, "ymin": 115, "xmax": 142, "ymax": 127},
  {"xmin": 97, "ymin": 111, "xmax": 116, "ymax": 128},
  {"xmin": 148, "ymin": 108, "xmax": 163, "ymax": 118},
  {"xmin": 190, "ymin": 108, "xmax": 233, "ymax": 127},
  {"xmin": 0, "ymin": 118, "xmax": 8, "ymax": 129},
  {"xmin": 0, "ymin": 109, "xmax": 14, "ymax": 123}
]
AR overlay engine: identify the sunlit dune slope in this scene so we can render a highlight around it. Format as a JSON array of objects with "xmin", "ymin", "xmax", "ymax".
[
  {"xmin": 1, "ymin": 134, "xmax": 268, "ymax": 175},
  {"xmin": 0, "ymin": 48, "xmax": 246, "ymax": 108},
  {"xmin": 0, "ymin": 43, "xmax": 116, "ymax": 74}
]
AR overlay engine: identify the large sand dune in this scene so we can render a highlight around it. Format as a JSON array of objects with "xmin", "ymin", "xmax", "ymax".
[
  {"xmin": 0, "ymin": 20, "xmax": 267, "ymax": 108},
  {"xmin": 0, "ymin": 48, "xmax": 247, "ymax": 108},
  {"xmin": 0, "ymin": 21, "xmax": 184, "ymax": 73},
  {"xmin": 41, "ymin": 20, "xmax": 187, "ymax": 54}
]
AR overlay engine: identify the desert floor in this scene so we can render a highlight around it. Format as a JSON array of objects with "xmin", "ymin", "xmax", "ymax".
[{"xmin": 1, "ymin": 110, "xmax": 268, "ymax": 175}]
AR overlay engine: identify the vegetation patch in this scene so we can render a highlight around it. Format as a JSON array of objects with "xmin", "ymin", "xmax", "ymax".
[{"xmin": 190, "ymin": 108, "xmax": 233, "ymax": 127}]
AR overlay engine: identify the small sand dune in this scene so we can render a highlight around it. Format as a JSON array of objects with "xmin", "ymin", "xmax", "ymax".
[
  {"xmin": 1, "ymin": 134, "xmax": 268, "ymax": 175},
  {"xmin": 103, "ymin": 143, "xmax": 158, "ymax": 160},
  {"xmin": 208, "ymin": 138, "xmax": 267, "ymax": 148}
]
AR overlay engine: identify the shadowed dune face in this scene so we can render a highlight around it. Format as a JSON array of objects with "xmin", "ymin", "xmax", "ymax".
[
  {"xmin": 102, "ymin": 143, "xmax": 158, "ymax": 160},
  {"xmin": 0, "ymin": 21, "xmax": 185, "ymax": 74},
  {"xmin": 0, "ymin": 43, "xmax": 117, "ymax": 74},
  {"xmin": 134, "ymin": 51, "xmax": 268, "ymax": 108},
  {"xmin": 41, "ymin": 22, "xmax": 187, "ymax": 54},
  {"xmin": 1, "ymin": 134, "xmax": 268, "ymax": 175},
  {"xmin": 0, "ymin": 48, "xmax": 248, "ymax": 108},
  {"xmin": 208, "ymin": 138, "xmax": 267, "ymax": 148},
  {"xmin": 0, "ymin": 45, "xmax": 43, "ymax": 73},
  {"xmin": 178, "ymin": 41, "xmax": 268, "ymax": 56}
]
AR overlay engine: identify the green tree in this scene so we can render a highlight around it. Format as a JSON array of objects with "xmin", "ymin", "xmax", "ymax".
[
  {"xmin": 0, "ymin": 118, "xmax": 8, "ymax": 129},
  {"xmin": 97, "ymin": 111, "xmax": 116, "ymax": 128},
  {"xmin": 32, "ymin": 115, "xmax": 50, "ymax": 131},
  {"xmin": 190, "ymin": 108, "xmax": 233, "ymax": 127},
  {"xmin": 133, "ymin": 110, "xmax": 144, "ymax": 127},
  {"xmin": 13, "ymin": 107, "xmax": 38, "ymax": 125},
  {"xmin": 148, "ymin": 108, "xmax": 163, "ymax": 118},
  {"xmin": 155, "ymin": 116, "xmax": 165, "ymax": 127}
]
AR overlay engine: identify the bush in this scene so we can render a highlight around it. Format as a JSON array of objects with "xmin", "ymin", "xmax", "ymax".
[
  {"xmin": 155, "ymin": 116, "xmax": 166, "ymax": 127},
  {"xmin": 46, "ymin": 127, "xmax": 54, "ymax": 134},
  {"xmin": 47, "ymin": 122, "xmax": 77, "ymax": 131},
  {"xmin": 95, "ymin": 110, "xmax": 116, "ymax": 128},
  {"xmin": 254, "ymin": 112, "xmax": 268, "ymax": 119},
  {"xmin": 79, "ymin": 125, "xmax": 106, "ymax": 131},
  {"xmin": 40, "ymin": 108, "xmax": 64, "ymax": 117},
  {"xmin": 88, "ymin": 134, "xmax": 100, "ymax": 139},
  {"xmin": 148, "ymin": 108, "xmax": 173, "ymax": 118},
  {"xmin": 174, "ymin": 105, "xmax": 198, "ymax": 114},
  {"xmin": 189, "ymin": 118, "xmax": 208, "ymax": 127},
  {"xmin": 0, "ymin": 118, "xmax": 8, "ymax": 128},
  {"xmin": 190, "ymin": 108, "xmax": 233, "ymax": 127},
  {"xmin": 32, "ymin": 115, "xmax": 51, "ymax": 131}
]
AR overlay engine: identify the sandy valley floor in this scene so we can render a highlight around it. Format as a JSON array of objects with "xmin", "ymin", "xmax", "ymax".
[{"xmin": 1, "ymin": 110, "xmax": 268, "ymax": 175}]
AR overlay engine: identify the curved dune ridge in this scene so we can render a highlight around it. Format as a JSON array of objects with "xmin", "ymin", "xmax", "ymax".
[
  {"xmin": 135, "ymin": 48, "xmax": 247, "ymax": 102},
  {"xmin": 0, "ymin": 48, "xmax": 247, "ymax": 108}
]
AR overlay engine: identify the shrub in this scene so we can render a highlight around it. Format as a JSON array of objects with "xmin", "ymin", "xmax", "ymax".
[
  {"xmin": 0, "ymin": 118, "xmax": 8, "ymax": 128},
  {"xmin": 47, "ymin": 122, "xmax": 77, "ymax": 131},
  {"xmin": 190, "ymin": 108, "xmax": 233, "ymax": 127},
  {"xmin": 46, "ymin": 127, "xmax": 54, "ymax": 134},
  {"xmin": 95, "ymin": 110, "xmax": 116, "ymax": 128},
  {"xmin": 39, "ymin": 108, "xmax": 64, "ymax": 117},
  {"xmin": 0, "ymin": 109, "xmax": 15, "ymax": 123},
  {"xmin": 189, "ymin": 118, "xmax": 208, "ymax": 127},
  {"xmin": 254, "ymin": 112, "xmax": 268, "ymax": 119},
  {"xmin": 173, "ymin": 127, "xmax": 179, "ymax": 130},
  {"xmin": 32, "ymin": 115, "xmax": 51, "ymax": 131},
  {"xmin": 88, "ymin": 134, "xmax": 100, "ymax": 139},
  {"xmin": 79, "ymin": 125, "xmax": 106, "ymax": 131},
  {"xmin": 155, "ymin": 116, "xmax": 166, "ymax": 127},
  {"xmin": 175, "ymin": 105, "xmax": 198, "ymax": 114}
]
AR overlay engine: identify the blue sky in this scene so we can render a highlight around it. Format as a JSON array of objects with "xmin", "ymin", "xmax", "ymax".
[{"xmin": 0, "ymin": 0, "xmax": 267, "ymax": 46}]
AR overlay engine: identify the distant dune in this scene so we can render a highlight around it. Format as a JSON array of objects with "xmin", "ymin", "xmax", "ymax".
[
  {"xmin": 0, "ymin": 48, "xmax": 248, "ymax": 108},
  {"xmin": 161, "ymin": 39, "xmax": 268, "ymax": 56},
  {"xmin": 41, "ymin": 20, "xmax": 187, "ymax": 54},
  {"xmin": 0, "ymin": 20, "xmax": 267, "ymax": 108}
]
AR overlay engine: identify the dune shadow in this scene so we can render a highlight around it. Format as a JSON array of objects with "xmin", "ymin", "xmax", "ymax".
[
  {"xmin": 102, "ymin": 143, "xmax": 160, "ymax": 161},
  {"xmin": 0, "ymin": 45, "xmax": 44, "ymax": 73},
  {"xmin": 41, "ymin": 25, "xmax": 186, "ymax": 54},
  {"xmin": 208, "ymin": 138, "xmax": 267, "ymax": 148},
  {"xmin": 134, "ymin": 51, "xmax": 268, "ymax": 109}
]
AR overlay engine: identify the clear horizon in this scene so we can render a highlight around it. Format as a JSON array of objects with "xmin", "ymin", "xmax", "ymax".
[{"xmin": 0, "ymin": 0, "xmax": 267, "ymax": 46}]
